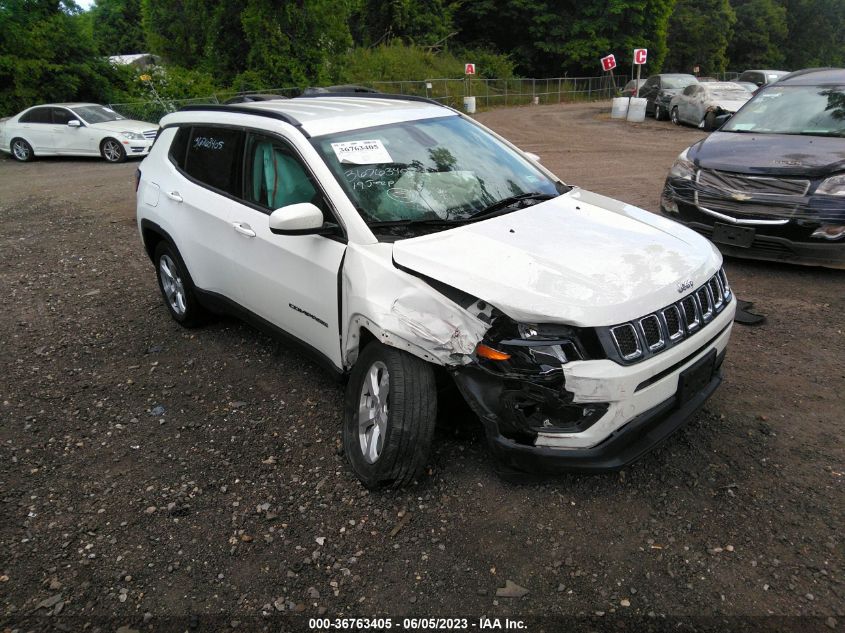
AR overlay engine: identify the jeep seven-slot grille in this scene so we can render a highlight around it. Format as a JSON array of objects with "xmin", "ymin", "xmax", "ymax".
[{"xmin": 606, "ymin": 269, "xmax": 732, "ymax": 364}]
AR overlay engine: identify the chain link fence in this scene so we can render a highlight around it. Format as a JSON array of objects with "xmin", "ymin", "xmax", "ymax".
[{"xmin": 108, "ymin": 72, "xmax": 744, "ymax": 123}]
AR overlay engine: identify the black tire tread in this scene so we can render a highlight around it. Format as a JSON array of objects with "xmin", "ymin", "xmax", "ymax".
[
  {"xmin": 153, "ymin": 241, "xmax": 208, "ymax": 328},
  {"xmin": 343, "ymin": 342, "xmax": 437, "ymax": 489}
]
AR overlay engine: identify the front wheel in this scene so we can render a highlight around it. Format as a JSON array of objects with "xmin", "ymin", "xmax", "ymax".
[
  {"xmin": 101, "ymin": 138, "xmax": 126, "ymax": 163},
  {"xmin": 343, "ymin": 342, "xmax": 437, "ymax": 488},
  {"xmin": 671, "ymin": 107, "xmax": 681, "ymax": 126},
  {"xmin": 704, "ymin": 111, "xmax": 717, "ymax": 131},
  {"xmin": 655, "ymin": 104, "xmax": 669, "ymax": 121},
  {"xmin": 11, "ymin": 138, "xmax": 33, "ymax": 162}
]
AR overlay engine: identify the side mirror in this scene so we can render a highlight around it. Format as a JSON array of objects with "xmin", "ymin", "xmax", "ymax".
[
  {"xmin": 68, "ymin": 120, "xmax": 81, "ymax": 128},
  {"xmin": 269, "ymin": 202, "xmax": 331, "ymax": 236},
  {"xmin": 524, "ymin": 152, "xmax": 541, "ymax": 162},
  {"xmin": 713, "ymin": 113, "xmax": 733, "ymax": 128}
]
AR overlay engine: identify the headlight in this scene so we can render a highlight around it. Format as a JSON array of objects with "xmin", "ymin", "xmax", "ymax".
[
  {"xmin": 475, "ymin": 322, "xmax": 588, "ymax": 375},
  {"xmin": 669, "ymin": 148, "xmax": 695, "ymax": 180},
  {"xmin": 816, "ymin": 174, "xmax": 845, "ymax": 196},
  {"xmin": 121, "ymin": 131, "xmax": 144, "ymax": 141}
]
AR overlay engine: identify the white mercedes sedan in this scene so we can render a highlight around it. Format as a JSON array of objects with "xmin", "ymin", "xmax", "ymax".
[{"xmin": 0, "ymin": 103, "xmax": 158, "ymax": 163}]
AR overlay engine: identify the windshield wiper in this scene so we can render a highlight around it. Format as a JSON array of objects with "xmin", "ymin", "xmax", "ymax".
[{"xmin": 466, "ymin": 192, "xmax": 557, "ymax": 221}]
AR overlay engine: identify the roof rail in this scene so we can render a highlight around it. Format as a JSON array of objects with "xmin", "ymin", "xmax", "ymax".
[
  {"xmin": 293, "ymin": 91, "xmax": 449, "ymax": 109},
  {"xmin": 177, "ymin": 104, "xmax": 309, "ymax": 137}
]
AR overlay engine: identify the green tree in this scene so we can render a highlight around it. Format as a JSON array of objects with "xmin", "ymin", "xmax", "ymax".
[
  {"xmin": 90, "ymin": 0, "xmax": 146, "ymax": 55},
  {"xmin": 0, "ymin": 0, "xmax": 125, "ymax": 116},
  {"xmin": 239, "ymin": 0, "xmax": 352, "ymax": 87},
  {"xmin": 351, "ymin": 0, "xmax": 457, "ymax": 47},
  {"xmin": 141, "ymin": 0, "xmax": 211, "ymax": 68},
  {"xmin": 665, "ymin": 0, "xmax": 736, "ymax": 74},
  {"xmin": 454, "ymin": 1, "xmax": 676, "ymax": 77},
  {"xmin": 781, "ymin": 0, "xmax": 845, "ymax": 69},
  {"xmin": 727, "ymin": 0, "xmax": 788, "ymax": 69}
]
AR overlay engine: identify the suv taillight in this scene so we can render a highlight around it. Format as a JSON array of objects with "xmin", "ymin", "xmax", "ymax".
[{"xmin": 135, "ymin": 169, "xmax": 141, "ymax": 192}]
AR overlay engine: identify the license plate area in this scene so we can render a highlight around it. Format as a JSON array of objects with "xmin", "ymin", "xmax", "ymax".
[
  {"xmin": 711, "ymin": 222, "xmax": 755, "ymax": 248},
  {"xmin": 677, "ymin": 349, "xmax": 716, "ymax": 406}
]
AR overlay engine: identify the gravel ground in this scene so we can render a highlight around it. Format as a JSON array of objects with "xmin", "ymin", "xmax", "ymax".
[{"xmin": 1, "ymin": 101, "xmax": 842, "ymax": 633}]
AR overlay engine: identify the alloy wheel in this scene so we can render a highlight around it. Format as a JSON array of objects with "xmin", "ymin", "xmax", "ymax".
[
  {"xmin": 12, "ymin": 140, "xmax": 30, "ymax": 161},
  {"xmin": 103, "ymin": 139, "xmax": 123, "ymax": 162},
  {"xmin": 158, "ymin": 254, "xmax": 187, "ymax": 316},
  {"xmin": 358, "ymin": 361, "xmax": 389, "ymax": 464}
]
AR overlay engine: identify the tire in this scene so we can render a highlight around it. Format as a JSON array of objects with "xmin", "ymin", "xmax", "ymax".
[
  {"xmin": 655, "ymin": 104, "xmax": 669, "ymax": 121},
  {"xmin": 704, "ymin": 111, "xmax": 717, "ymax": 131},
  {"xmin": 343, "ymin": 341, "xmax": 437, "ymax": 489},
  {"xmin": 101, "ymin": 138, "xmax": 126, "ymax": 163},
  {"xmin": 153, "ymin": 241, "xmax": 207, "ymax": 327},
  {"xmin": 10, "ymin": 138, "xmax": 33, "ymax": 162},
  {"xmin": 671, "ymin": 107, "xmax": 681, "ymax": 126}
]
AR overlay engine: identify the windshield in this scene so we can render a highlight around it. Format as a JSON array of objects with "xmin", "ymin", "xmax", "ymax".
[
  {"xmin": 313, "ymin": 116, "xmax": 561, "ymax": 225},
  {"xmin": 722, "ymin": 85, "xmax": 845, "ymax": 136},
  {"xmin": 71, "ymin": 105, "xmax": 125, "ymax": 123},
  {"xmin": 663, "ymin": 77, "xmax": 697, "ymax": 89}
]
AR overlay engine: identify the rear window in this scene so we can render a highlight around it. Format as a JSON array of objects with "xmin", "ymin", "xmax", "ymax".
[
  {"xmin": 180, "ymin": 126, "xmax": 244, "ymax": 196},
  {"xmin": 20, "ymin": 108, "xmax": 52, "ymax": 123}
]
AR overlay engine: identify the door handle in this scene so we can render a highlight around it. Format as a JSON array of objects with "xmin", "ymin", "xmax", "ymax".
[
  {"xmin": 232, "ymin": 222, "xmax": 256, "ymax": 238},
  {"xmin": 165, "ymin": 191, "xmax": 183, "ymax": 203}
]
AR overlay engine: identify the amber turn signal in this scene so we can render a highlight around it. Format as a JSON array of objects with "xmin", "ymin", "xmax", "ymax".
[{"xmin": 476, "ymin": 343, "xmax": 511, "ymax": 361}]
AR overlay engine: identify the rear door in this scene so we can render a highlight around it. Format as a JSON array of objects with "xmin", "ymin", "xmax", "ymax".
[
  {"xmin": 18, "ymin": 107, "xmax": 54, "ymax": 152},
  {"xmin": 160, "ymin": 125, "xmax": 244, "ymax": 297}
]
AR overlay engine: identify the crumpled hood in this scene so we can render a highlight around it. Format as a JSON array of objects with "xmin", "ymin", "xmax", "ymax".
[
  {"xmin": 88, "ymin": 119, "xmax": 156, "ymax": 134},
  {"xmin": 709, "ymin": 98, "xmax": 749, "ymax": 112},
  {"xmin": 392, "ymin": 189, "xmax": 722, "ymax": 327},
  {"xmin": 690, "ymin": 131, "xmax": 845, "ymax": 177}
]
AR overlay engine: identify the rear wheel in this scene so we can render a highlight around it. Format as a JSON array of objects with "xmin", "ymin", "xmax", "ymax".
[
  {"xmin": 153, "ymin": 241, "xmax": 207, "ymax": 327},
  {"xmin": 101, "ymin": 138, "xmax": 126, "ymax": 163},
  {"xmin": 671, "ymin": 107, "xmax": 681, "ymax": 126},
  {"xmin": 343, "ymin": 342, "xmax": 437, "ymax": 489},
  {"xmin": 11, "ymin": 138, "xmax": 33, "ymax": 162}
]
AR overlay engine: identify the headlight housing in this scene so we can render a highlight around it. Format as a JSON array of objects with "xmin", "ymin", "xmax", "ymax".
[
  {"xmin": 816, "ymin": 174, "xmax": 845, "ymax": 196},
  {"xmin": 669, "ymin": 148, "xmax": 695, "ymax": 181},
  {"xmin": 121, "ymin": 131, "xmax": 144, "ymax": 141}
]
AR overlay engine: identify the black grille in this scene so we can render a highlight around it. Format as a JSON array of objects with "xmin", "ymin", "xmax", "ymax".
[
  {"xmin": 640, "ymin": 315, "xmax": 663, "ymax": 349},
  {"xmin": 681, "ymin": 296, "xmax": 699, "ymax": 329},
  {"xmin": 606, "ymin": 270, "xmax": 731, "ymax": 363},
  {"xmin": 663, "ymin": 306, "xmax": 682, "ymax": 339},
  {"xmin": 708, "ymin": 277, "xmax": 723, "ymax": 307},
  {"xmin": 611, "ymin": 324, "xmax": 639, "ymax": 359},
  {"xmin": 697, "ymin": 287, "xmax": 712, "ymax": 317},
  {"xmin": 698, "ymin": 169, "xmax": 810, "ymax": 196}
]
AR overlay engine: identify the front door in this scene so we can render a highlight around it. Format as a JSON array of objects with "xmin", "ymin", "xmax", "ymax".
[{"xmin": 227, "ymin": 132, "xmax": 347, "ymax": 368}]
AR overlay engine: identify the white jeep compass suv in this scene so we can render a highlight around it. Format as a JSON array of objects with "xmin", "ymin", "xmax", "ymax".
[{"xmin": 135, "ymin": 94, "xmax": 735, "ymax": 488}]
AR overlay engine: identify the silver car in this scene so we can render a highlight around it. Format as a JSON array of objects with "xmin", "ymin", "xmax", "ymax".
[{"xmin": 669, "ymin": 82, "xmax": 751, "ymax": 130}]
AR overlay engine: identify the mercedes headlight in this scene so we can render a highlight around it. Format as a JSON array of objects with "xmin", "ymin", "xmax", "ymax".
[{"xmin": 121, "ymin": 131, "xmax": 144, "ymax": 141}]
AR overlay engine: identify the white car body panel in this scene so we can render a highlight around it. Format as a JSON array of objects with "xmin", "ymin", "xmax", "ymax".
[
  {"xmin": 137, "ymin": 96, "xmax": 735, "ymax": 459},
  {"xmin": 392, "ymin": 188, "xmax": 722, "ymax": 327},
  {"xmin": 670, "ymin": 82, "xmax": 752, "ymax": 126},
  {"xmin": 0, "ymin": 103, "xmax": 157, "ymax": 159}
]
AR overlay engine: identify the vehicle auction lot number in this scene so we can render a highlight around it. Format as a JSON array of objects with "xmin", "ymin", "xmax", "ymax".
[{"xmin": 309, "ymin": 617, "xmax": 526, "ymax": 630}]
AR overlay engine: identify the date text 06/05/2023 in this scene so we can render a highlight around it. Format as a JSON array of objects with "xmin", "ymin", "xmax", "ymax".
[{"xmin": 308, "ymin": 617, "xmax": 527, "ymax": 630}]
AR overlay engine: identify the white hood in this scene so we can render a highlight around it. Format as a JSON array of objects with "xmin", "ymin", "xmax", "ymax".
[
  {"xmin": 392, "ymin": 189, "xmax": 722, "ymax": 327},
  {"xmin": 88, "ymin": 119, "xmax": 157, "ymax": 133}
]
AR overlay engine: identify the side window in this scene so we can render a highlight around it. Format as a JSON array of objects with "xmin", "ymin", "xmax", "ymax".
[
  {"xmin": 169, "ymin": 126, "xmax": 191, "ymax": 169},
  {"xmin": 52, "ymin": 108, "xmax": 78, "ymax": 125},
  {"xmin": 20, "ymin": 108, "xmax": 52, "ymax": 124},
  {"xmin": 182, "ymin": 126, "xmax": 244, "ymax": 196},
  {"xmin": 244, "ymin": 133, "xmax": 319, "ymax": 211},
  {"xmin": 683, "ymin": 85, "xmax": 696, "ymax": 96}
]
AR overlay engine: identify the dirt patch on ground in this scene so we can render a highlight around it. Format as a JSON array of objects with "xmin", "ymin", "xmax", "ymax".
[{"xmin": 1, "ymin": 101, "xmax": 842, "ymax": 632}]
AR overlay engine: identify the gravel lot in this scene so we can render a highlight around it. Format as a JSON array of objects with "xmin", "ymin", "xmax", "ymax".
[{"xmin": 1, "ymin": 101, "xmax": 842, "ymax": 632}]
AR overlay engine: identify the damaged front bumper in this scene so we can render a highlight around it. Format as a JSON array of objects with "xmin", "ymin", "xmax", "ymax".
[{"xmin": 453, "ymin": 305, "xmax": 734, "ymax": 473}]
